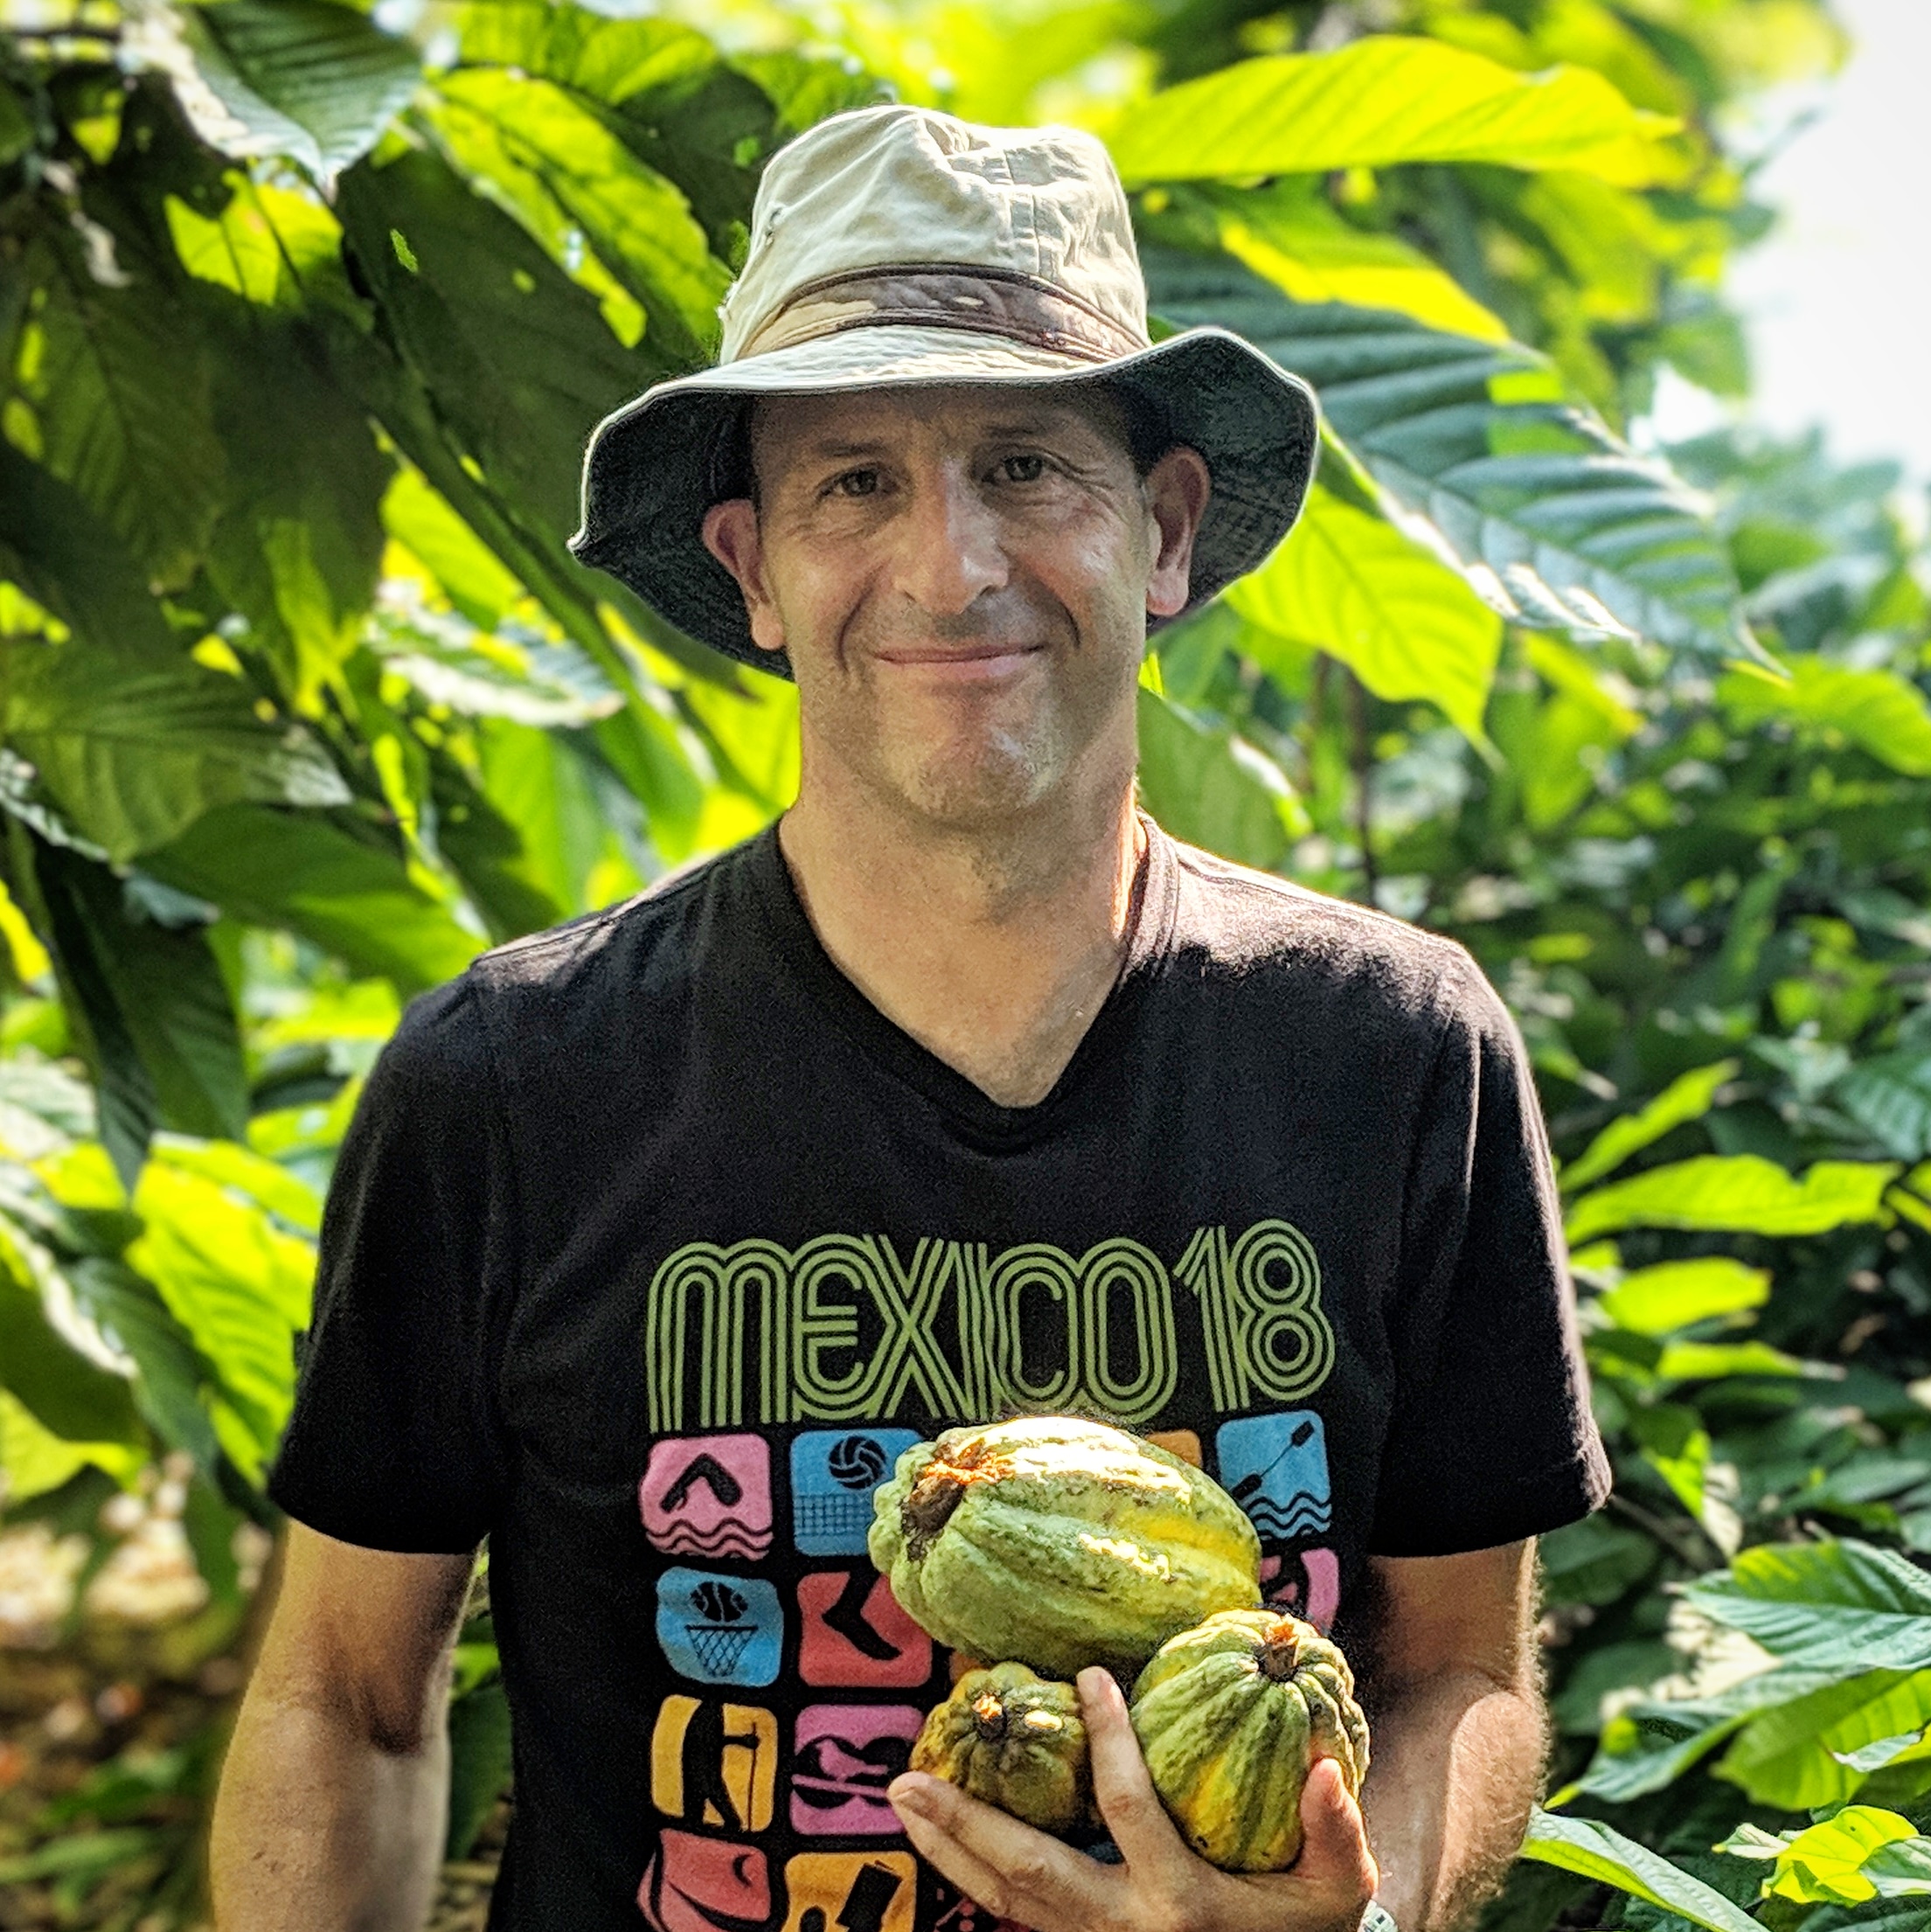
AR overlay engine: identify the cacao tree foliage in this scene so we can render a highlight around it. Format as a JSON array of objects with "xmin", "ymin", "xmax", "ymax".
[{"xmin": 3, "ymin": 0, "xmax": 1928, "ymax": 1925}]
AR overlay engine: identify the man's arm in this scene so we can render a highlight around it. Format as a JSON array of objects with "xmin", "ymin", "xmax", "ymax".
[
  {"xmin": 209, "ymin": 1519, "xmax": 478, "ymax": 1932},
  {"xmin": 1355, "ymin": 1540, "xmax": 1545, "ymax": 1932}
]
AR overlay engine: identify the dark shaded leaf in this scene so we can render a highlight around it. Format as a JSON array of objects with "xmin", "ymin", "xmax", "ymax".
[
  {"xmin": 145, "ymin": 803, "xmax": 482, "ymax": 996},
  {"xmin": 1143, "ymin": 249, "xmax": 1754, "ymax": 660},
  {"xmin": 179, "ymin": 0, "xmax": 420, "ymax": 183}
]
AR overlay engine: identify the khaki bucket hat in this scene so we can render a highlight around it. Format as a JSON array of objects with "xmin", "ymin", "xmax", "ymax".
[{"xmin": 569, "ymin": 104, "xmax": 1319, "ymax": 672}]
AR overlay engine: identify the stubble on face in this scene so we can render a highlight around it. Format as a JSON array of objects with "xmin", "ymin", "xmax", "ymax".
[{"xmin": 742, "ymin": 384, "xmax": 1158, "ymax": 841}]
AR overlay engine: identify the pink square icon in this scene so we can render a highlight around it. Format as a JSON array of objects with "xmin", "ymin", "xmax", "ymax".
[
  {"xmin": 641, "ymin": 1435, "xmax": 773, "ymax": 1561},
  {"xmin": 789, "ymin": 1705, "xmax": 922, "ymax": 1836}
]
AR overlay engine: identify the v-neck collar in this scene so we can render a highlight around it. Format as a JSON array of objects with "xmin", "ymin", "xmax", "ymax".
[{"xmin": 747, "ymin": 816, "xmax": 1179, "ymax": 1150}]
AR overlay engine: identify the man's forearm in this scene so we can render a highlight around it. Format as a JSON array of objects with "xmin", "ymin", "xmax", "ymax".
[
  {"xmin": 1357, "ymin": 1664, "xmax": 1546, "ymax": 1932},
  {"xmin": 209, "ymin": 1681, "xmax": 450, "ymax": 1932}
]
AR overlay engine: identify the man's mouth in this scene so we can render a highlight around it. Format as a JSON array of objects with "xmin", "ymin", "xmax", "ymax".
[{"xmin": 872, "ymin": 642, "xmax": 1046, "ymax": 681}]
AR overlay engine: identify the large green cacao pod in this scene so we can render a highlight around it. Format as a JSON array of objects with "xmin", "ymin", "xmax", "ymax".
[
  {"xmin": 867, "ymin": 1417, "xmax": 1261, "ymax": 1678},
  {"xmin": 910, "ymin": 1663, "xmax": 1096, "ymax": 1835},
  {"xmin": 1129, "ymin": 1609, "xmax": 1370, "ymax": 1873}
]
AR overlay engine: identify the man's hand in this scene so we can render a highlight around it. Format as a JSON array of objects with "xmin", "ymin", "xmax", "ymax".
[{"xmin": 888, "ymin": 1664, "xmax": 1378, "ymax": 1932}]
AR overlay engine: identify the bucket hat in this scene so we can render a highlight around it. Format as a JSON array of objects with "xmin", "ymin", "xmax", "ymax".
[{"xmin": 569, "ymin": 104, "xmax": 1319, "ymax": 673}]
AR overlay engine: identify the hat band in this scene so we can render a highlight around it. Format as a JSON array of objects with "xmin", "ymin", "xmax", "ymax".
[{"xmin": 734, "ymin": 263, "xmax": 1148, "ymax": 365}]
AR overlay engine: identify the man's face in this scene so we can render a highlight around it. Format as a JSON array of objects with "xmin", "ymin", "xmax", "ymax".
[{"xmin": 701, "ymin": 383, "xmax": 1207, "ymax": 831}]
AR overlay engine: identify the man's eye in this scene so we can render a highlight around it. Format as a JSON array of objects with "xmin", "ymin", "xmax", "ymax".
[
  {"xmin": 998, "ymin": 454, "xmax": 1047, "ymax": 483},
  {"xmin": 831, "ymin": 469, "xmax": 879, "ymax": 497}
]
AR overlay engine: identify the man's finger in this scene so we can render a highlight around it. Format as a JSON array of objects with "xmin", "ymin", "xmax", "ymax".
[
  {"xmin": 1295, "ymin": 1756, "xmax": 1379, "ymax": 1898},
  {"xmin": 1078, "ymin": 1665, "xmax": 1191, "ymax": 1867},
  {"xmin": 889, "ymin": 1771, "xmax": 1105, "ymax": 1932}
]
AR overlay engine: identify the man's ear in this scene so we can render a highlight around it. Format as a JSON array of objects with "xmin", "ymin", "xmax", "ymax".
[
  {"xmin": 701, "ymin": 499, "xmax": 787, "ymax": 656},
  {"xmin": 1143, "ymin": 444, "xmax": 1212, "ymax": 621}
]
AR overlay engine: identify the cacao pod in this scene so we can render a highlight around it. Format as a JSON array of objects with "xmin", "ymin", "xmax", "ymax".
[
  {"xmin": 868, "ymin": 1416, "xmax": 1261, "ymax": 1678},
  {"xmin": 1129, "ymin": 1609, "xmax": 1370, "ymax": 1873},
  {"xmin": 911, "ymin": 1663, "xmax": 1095, "ymax": 1834}
]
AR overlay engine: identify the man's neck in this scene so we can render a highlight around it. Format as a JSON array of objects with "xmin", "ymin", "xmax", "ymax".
[{"xmin": 776, "ymin": 770, "xmax": 1147, "ymax": 1109}]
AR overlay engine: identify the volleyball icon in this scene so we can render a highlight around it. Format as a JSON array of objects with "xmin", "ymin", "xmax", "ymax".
[{"xmin": 828, "ymin": 1434, "xmax": 890, "ymax": 1491}]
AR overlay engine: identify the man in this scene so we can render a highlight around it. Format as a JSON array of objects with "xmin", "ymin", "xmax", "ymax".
[{"xmin": 210, "ymin": 106, "xmax": 1608, "ymax": 1932}]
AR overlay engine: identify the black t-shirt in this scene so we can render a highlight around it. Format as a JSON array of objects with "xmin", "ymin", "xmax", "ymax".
[{"xmin": 267, "ymin": 820, "xmax": 1608, "ymax": 1932}]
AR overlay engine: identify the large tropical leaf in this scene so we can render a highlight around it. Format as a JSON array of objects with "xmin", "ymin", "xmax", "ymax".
[
  {"xmin": 1684, "ymin": 1541, "xmax": 1931, "ymax": 1674},
  {"xmin": 1143, "ymin": 249, "xmax": 1754, "ymax": 661},
  {"xmin": 128, "ymin": 1160, "xmax": 314, "ymax": 1478},
  {"xmin": 202, "ymin": 316, "xmax": 391, "ymax": 712},
  {"xmin": 1720, "ymin": 658, "xmax": 1931, "ymax": 777},
  {"xmin": 1136, "ymin": 686, "xmax": 1303, "ymax": 870},
  {"xmin": 1719, "ymin": 1808, "xmax": 1931, "ymax": 1905},
  {"xmin": 1596, "ymin": 1257, "xmax": 1770, "ymax": 1336},
  {"xmin": 1227, "ymin": 485, "xmax": 1503, "ymax": 740},
  {"xmin": 1565, "ymin": 1154, "xmax": 1898, "ymax": 1242},
  {"xmin": 1108, "ymin": 38, "xmax": 1674, "ymax": 187},
  {"xmin": 1518, "ymin": 1810, "xmax": 1761, "ymax": 1932},
  {"xmin": 145, "ymin": 803, "xmax": 483, "ymax": 997},
  {"xmin": 0, "ymin": 446, "xmax": 351, "ymax": 859},
  {"xmin": 1837, "ymin": 1053, "xmax": 1931, "ymax": 1163},
  {"xmin": 334, "ymin": 147, "xmax": 663, "ymax": 557},
  {"xmin": 428, "ymin": 68, "xmax": 731, "ymax": 368},
  {"xmin": 17, "ymin": 228, "xmax": 226, "ymax": 588},
  {"xmin": 169, "ymin": 0, "xmax": 421, "ymax": 184},
  {"xmin": 1561, "ymin": 1059, "xmax": 1738, "ymax": 1192},
  {"xmin": 23, "ymin": 837, "xmax": 247, "ymax": 1185}
]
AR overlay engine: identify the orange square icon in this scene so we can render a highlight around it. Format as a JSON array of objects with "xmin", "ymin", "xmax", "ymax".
[{"xmin": 781, "ymin": 1852, "xmax": 917, "ymax": 1932}]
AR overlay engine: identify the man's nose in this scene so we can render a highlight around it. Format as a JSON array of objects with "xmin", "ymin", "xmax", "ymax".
[{"xmin": 887, "ymin": 463, "xmax": 1008, "ymax": 617}]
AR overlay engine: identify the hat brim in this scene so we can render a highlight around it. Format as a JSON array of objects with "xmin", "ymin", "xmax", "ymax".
[{"xmin": 569, "ymin": 323, "xmax": 1319, "ymax": 675}]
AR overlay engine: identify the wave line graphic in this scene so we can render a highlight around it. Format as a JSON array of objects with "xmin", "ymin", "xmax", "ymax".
[
  {"xmin": 1243, "ymin": 1493, "xmax": 1331, "ymax": 1539},
  {"xmin": 653, "ymin": 1526, "xmax": 773, "ymax": 1560}
]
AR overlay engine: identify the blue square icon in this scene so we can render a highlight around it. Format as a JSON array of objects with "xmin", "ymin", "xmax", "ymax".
[
  {"xmin": 1216, "ymin": 1412, "xmax": 1331, "ymax": 1542},
  {"xmin": 790, "ymin": 1429, "xmax": 922, "ymax": 1557},
  {"xmin": 656, "ymin": 1568, "xmax": 784, "ymax": 1686}
]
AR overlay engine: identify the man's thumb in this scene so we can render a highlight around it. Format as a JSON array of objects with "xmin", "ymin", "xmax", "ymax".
[{"xmin": 1297, "ymin": 1756, "xmax": 1379, "ymax": 1894}]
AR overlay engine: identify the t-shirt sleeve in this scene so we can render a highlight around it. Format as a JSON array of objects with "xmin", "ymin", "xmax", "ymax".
[
  {"xmin": 1369, "ymin": 950, "xmax": 1610, "ymax": 1557},
  {"xmin": 267, "ymin": 974, "xmax": 510, "ymax": 1554}
]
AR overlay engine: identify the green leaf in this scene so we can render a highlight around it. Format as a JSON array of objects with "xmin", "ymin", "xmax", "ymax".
[
  {"xmin": 1538, "ymin": 1512, "xmax": 1658, "ymax": 1608},
  {"xmin": 204, "ymin": 320, "xmax": 391, "ymax": 712},
  {"xmin": 1226, "ymin": 487, "xmax": 1502, "ymax": 740},
  {"xmin": 445, "ymin": 1676, "xmax": 513, "ymax": 1860},
  {"xmin": 1202, "ymin": 182, "xmax": 1509, "ymax": 342},
  {"xmin": 0, "ymin": 1386, "xmax": 141, "ymax": 1501},
  {"xmin": 127, "ymin": 1161, "xmax": 313, "ymax": 1477},
  {"xmin": 335, "ymin": 146, "xmax": 662, "ymax": 549},
  {"xmin": 1685, "ymin": 1541, "xmax": 1931, "ymax": 1675},
  {"xmin": 1136, "ymin": 687, "xmax": 1305, "ymax": 870},
  {"xmin": 1653, "ymin": 1339, "xmax": 1806, "ymax": 1381},
  {"xmin": 176, "ymin": 0, "xmax": 420, "ymax": 183},
  {"xmin": 451, "ymin": 3, "xmax": 707, "ymax": 98},
  {"xmin": 0, "ymin": 446, "xmax": 351, "ymax": 861},
  {"xmin": 1143, "ymin": 253, "xmax": 1753, "ymax": 661},
  {"xmin": 145, "ymin": 804, "xmax": 483, "ymax": 998},
  {"xmin": 429, "ymin": 69, "xmax": 731, "ymax": 366},
  {"xmin": 1720, "ymin": 658, "xmax": 1931, "ymax": 778},
  {"xmin": 1719, "ymin": 1808, "xmax": 1931, "ymax": 1905},
  {"xmin": 1837, "ymin": 1053, "xmax": 1931, "ymax": 1163},
  {"xmin": 24, "ymin": 839, "xmax": 247, "ymax": 1184},
  {"xmin": 1563, "ymin": 1060, "xmax": 1739, "ymax": 1192},
  {"xmin": 164, "ymin": 175, "xmax": 348, "ymax": 310},
  {"xmin": 0, "ymin": 78, "xmax": 32, "ymax": 168},
  {"xmin": 18, "ymin": 229, "xmax": 226, "ymax": 588},
  {"xmin": 1518, "ymin": 1810, "xmax": 1762, "ymax": 1932},
  {"xmin": 1596, "ymin": 1258, "xmax": 1769, "ymax": 1336},
  {"xmin": 0, "ymin": 1251, "xmax": 142, "ymax": 1448},
  {"xmin": 1565, "ymin": 1155, "xmax": 1899, "ymax": 1243},
  {"xmin": 1109, "ymin": 38, "xmax": 1673, "ymax": 188},
  {"xmin": 1718, "ymin": 1671, "xmax": 1931, "ymax": 1810}
]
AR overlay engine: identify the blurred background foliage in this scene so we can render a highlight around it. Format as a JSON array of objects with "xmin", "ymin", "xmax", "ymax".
[{"xmin": 1, "ymin": 0, "xmax": 1928, "ymax": 1926}]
